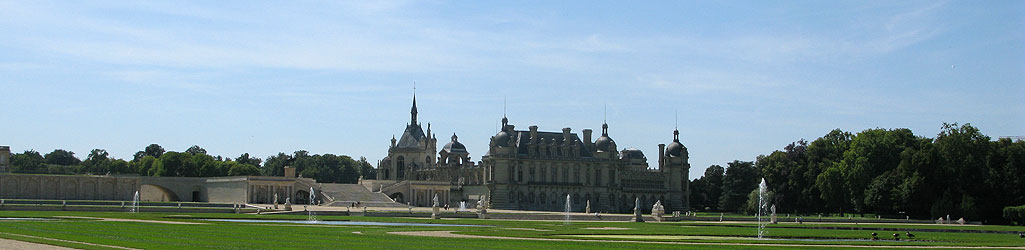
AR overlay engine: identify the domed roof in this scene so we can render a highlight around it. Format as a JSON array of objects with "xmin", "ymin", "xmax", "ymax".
[
  {"xmin": 443, "ymin": 133, "xmax": 468, "ymax": 154},
  {"xmin": 494, "ymin": 131, "xmax": 511, "ymax": 147},
  {"xmin": 665, "ymin": 129, "xmax": 687, "ymax": 158},
  {"xmin": 620, "ymin": 147, "xmax": 644, "ymax": 160},
  {"xmin": 594, "ymin": 123, "xmax": 615, "ymax": 152}
]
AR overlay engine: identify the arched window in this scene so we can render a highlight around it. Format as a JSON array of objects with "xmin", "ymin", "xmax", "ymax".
[{"xmin": 396, "ymin": 156, "xmax": 405, "ymax": 179}]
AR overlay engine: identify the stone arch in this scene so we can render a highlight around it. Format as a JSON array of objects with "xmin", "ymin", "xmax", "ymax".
[
  {"xmin": 3, "ymin": 178, "xmax": 19, "ymax": 199},
  {"xmin": 191, "ymin": 185, "xmax": 205, "ymax": 202},
  {"xmin": 389, "ymin": 192, "xmax": 405, "ymax": 204},
  {"xmin": 139, "ymin": 184, "xmax": 181, "ymax": 202},
  {"xmin": 295, "ymin": 189, "xmax": 311, "ymax": 205},
  {"xmin": 62, "ymin": 179, "xmax": 78, "ymax": 200}
]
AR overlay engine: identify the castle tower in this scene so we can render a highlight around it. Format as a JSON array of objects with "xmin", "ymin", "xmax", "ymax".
[{"xmin": 661, "ymin": 129, "xmax": 690, "ymax": 212}]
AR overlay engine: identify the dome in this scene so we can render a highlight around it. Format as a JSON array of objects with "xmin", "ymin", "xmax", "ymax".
[
  {"xmin": 620, "ymin": 147, "xmax": 644, "ymax": 160},
  {"xmin": 594, "ymin": 135, "xmax": 614, "ymax": 152},
  {"xmin": 443, "ymin": 134, "xmax": 468, "ymax": 154},
  {"xmin": 594, "ymin": 123, "xmax": 615, "ymax": 152},
  {"xmin": 665, "ymin": 129, "xmax": 687, "ymax": 158},
  {"xmin": 494, "ymin": 131, "xmax": 511, "ymax": 147}
]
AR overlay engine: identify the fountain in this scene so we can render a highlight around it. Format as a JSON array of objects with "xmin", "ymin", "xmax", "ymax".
[
  {"xmin": 458, "ymin": 201, "xmax": 467, "ymax": 212},
  {"xmin": 130, "ymin": 190, "xmax": 140, "ymax": 213},
  {"xmin": 585, "ymin": 200, "xmax": 591, "ymax": 214},
  {"xmin": 757, "ymin": 178, "xmax": 768, "ymax": 239},
  {"xmin": 564, "ymin": 194, "xmax": 572, "ymax": 225},
  {"xmin": 308, "ymin": 187, "xmax": 318, "ymax": 222}
]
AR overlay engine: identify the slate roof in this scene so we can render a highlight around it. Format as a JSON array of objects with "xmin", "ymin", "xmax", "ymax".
[{"xmin": 396, "ymin": 123, "xmax": 426, "ymax": 149}]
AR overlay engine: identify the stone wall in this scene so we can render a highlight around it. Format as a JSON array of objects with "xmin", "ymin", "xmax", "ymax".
[{"xmin": 0, "ymin": 174, "xmax": 298, "ymax": 204}]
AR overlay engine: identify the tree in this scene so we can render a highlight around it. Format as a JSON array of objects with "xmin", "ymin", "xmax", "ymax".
[
  {"xmin": 838, "ymin": 128, "xmax": 917, "ymax": 213},
  {"xmin": 134, "ymin": 144, "xmax": 165, "ymax": 161},
  {"xmin": 691, "ymin": 165, "xmax": 725, "ymax": 211},
  {"xmin": 933, "ymin": 123, "xmax": 994, "ymax": 221},
  {"xmin": 719, "ymin": 160, "xmax": 759, "ymax": 212},
  {"xmin": 136, "ymin": 155, "xmax": 158, "ymax": 176},
  {"xmin": 263, "ymin": 153, "xmax": 292, "ymax": 176},
  {"xmin": 44, "ymin": 149, "xmax": 81, "ymax": 166},
  {"xmin": 227, "ymin": 162, "xmax": 261, "ymax": 176},
  {"xmin": 236, "ymin": 153, "xmax": 262, "ymax": 167},
  {"xmin": 358, "ymin": 157, "xmax": 376, "ymax": 180},
  {"xmin": 153, "ymin": 151, "xmax": 199, "ymax": 177},
  {"xmin": 11, "ymin": 150, "xmax": 45, "ymax": 171},
  {"xmin": 186, "ymin": 145, "xmax": 207, "ymax": 155},
  {"xmin": 83, "ymin": 149, "xmax": 111, "ymax": 173}
]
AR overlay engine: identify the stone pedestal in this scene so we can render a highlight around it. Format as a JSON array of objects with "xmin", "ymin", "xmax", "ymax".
[
  {"xmin": 432, "ymin": 206, "xmax": 440, "ymax": 219},
  {"xmin": 585, "ymin": 200, "xmax": 591, "ymax": 214}
]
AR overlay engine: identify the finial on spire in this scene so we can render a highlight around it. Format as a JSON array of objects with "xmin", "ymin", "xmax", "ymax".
[
  {"xmin": 451, "ymin": 133, "xmax": 458, "ymax": 142},
  {"xmin": 675, "ymin": 109, "xmax": 678, "ymax": 130}
]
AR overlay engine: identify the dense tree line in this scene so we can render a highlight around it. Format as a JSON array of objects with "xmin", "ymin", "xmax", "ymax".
[
  {"xmin": 260, "ymin": 150, "xmax": 376, "ymax": 184},
  {"xmin": 690, "ymin": 123, "xmax": 1025, "ymax": 224},
  {"xmin": 8, "ymin": 144, "xmax": 376, "ymax": 184}
]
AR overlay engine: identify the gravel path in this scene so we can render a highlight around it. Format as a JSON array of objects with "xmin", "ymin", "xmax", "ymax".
[
  {"xmin": 0, "ymin": 232, "xmax": 140, "ymax": 250},
  {"xmin": 55, "ymin": 216, "xmax": 205, "ymax": 224}
]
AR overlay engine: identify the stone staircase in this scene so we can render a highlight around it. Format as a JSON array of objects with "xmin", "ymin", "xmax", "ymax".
[{"xmin": 320, "ymin": 183, "xmax": 406, "ymax": 208}]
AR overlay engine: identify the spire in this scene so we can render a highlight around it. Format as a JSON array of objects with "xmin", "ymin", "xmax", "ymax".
[
  {"xmin": 410, "ymin": 90, "xmax": 418, "ymax": 125},
  {"xmin": 673, "ymin": 129, "xmax": 680, "ymax": 142},
  {"xmin": 602, "ymin": 104, "xmax": 609, "ymax": 136}
]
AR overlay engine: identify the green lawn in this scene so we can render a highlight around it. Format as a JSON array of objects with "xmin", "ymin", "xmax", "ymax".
[{"xmin": 0, "ymin": 211, "xmax": 1022, "ymax": 249}]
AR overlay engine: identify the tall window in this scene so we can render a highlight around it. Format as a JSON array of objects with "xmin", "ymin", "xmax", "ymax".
[{"xmin": 396, "ymin": 156, "xmax": 405, "ymax": 179}]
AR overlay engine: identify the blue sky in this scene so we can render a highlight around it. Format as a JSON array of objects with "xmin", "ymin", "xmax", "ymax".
[{"xmin": 2, "ymin": 1, "xmax": 1023, "ymax": 179}]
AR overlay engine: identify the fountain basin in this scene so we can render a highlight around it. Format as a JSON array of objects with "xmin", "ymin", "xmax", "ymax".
[
  {"xmin": 203, "ymin": 219, "xmax": 489, "ymax": 227},
  {"xmin": 0, "ymin": 217, "xmax": 58, "ymax": 221},
  {"xmin": 565, "ymin": 234, "xmax": 882, "ymax": 242}
]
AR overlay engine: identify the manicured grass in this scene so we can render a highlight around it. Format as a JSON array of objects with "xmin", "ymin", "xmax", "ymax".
[{"xmin": 0, "ymin": 211, "xmax": 1022, "ymax": 249}]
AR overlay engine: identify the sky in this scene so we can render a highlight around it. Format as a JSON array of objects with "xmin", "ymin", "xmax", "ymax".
[{"xmin": 1, "ymin": 1, "xmax": 1023, "ymax": 179}]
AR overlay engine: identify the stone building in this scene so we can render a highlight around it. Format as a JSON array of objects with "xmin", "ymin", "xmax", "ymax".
[
  {"xmin": 0, "ymin": 146, "xmax": 10, "ymax": 173},
  {"xmin": 370, "ymin": 97, "xmax": 690, "ymax": 213}
]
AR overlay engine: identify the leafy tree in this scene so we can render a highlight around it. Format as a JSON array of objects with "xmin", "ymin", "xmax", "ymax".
[
  {"xmin": 807, "ymin": 129, "xmax": 851, "ymax": 213},
  {"xmin": 44, "ymin": 149, "xmax": 81, "ymax": 166},
  {"xmin": 756, "ymin": 139, "xmax": 810, "ymax": 213},
  {"xmin": 153, "ymin": 151, "xmax": 199, "ymax": 177},
  {"xmin": 236, "ymin": 153, "xmax": 262, "ymax": 167},
  {"xmin": 11, "ymin": 150, "xmax": 45, "ymax": 171},
  {"xmin": 134, "ymin": 144, "xmax": 165, "ymax": 161},
  {"xmin": 358, "ymin": 157, "xmax": 376, "ymax": 180},
  {"xmin": 136, "ymin": 155, "xmax": 158, "ymax": 176},
  {"xmin": 690, "ymin": 165, "xmax": 725, "ymax": 211},
  {"xmin": 185, "ymin": 145, "xmax": 207, "ymax": 155},
  {"xmin": 227, "ymin": 162, "xmax": 261, "ymax": 176},
  {"xmin": 83, "ymin": 149, "xmax": 111, "ymax": 173},
  {"xmin": 719, "ymin": 160, "xmax": 759, "ymax": 212},
  {"xmin": 263, "ymin": 152, "xmax": 292, "ymax": 176},
  {"xmin": 838, "ymin": 128, "xmax": 917, "ymax": 213}
]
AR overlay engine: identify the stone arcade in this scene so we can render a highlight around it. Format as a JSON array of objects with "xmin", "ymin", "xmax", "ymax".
[{"xmin": 368, "ymin": 96, "xmax": 690, "ymax": 213}]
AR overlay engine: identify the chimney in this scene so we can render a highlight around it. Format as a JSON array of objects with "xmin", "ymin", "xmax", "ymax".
[
  {"xmin": 658, "ymin": 144, "xmax": 666, "ymax": 170},
  {"xmin": 562, "ymin": 127, "xmax": 571, "ymax": 143},
  {"xmin": 582, "ymin": 129, "xmax": 593, "ymax": 145},
  {"xmin": 529, "ymin": 125, "xmax": 539, "ymax": 142}
]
